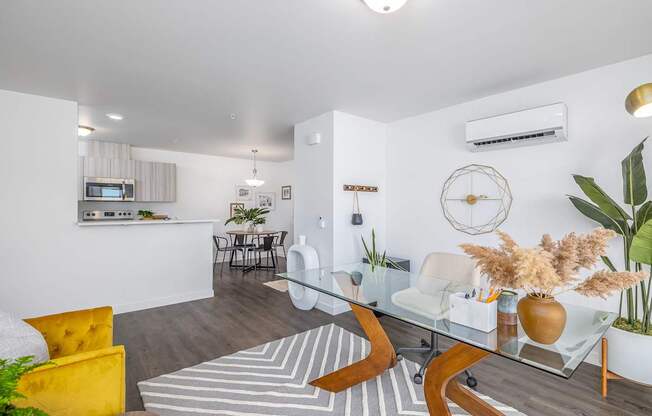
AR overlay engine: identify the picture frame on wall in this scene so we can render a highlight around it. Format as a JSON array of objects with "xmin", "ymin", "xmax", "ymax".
[
  {"xmin": 256, "ymin": 192, "xmax": 276, "ymax": 211},
  {"xmin": 281, "ymin": 185, "xmax": 292, "ymax": 200},
  {"xmin": 235, "ymin": 185, "xmax": 252, "ymax": 201},
  {"xmin": 230, "ymin": 202, "xmax": 245, "ymax": 217}
]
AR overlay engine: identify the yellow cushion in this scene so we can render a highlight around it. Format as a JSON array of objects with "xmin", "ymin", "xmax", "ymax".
[
  {"xmin": 24, "ymin": 306, "xmax": 113, "ymax": 359},
  {"xmin": 14, "ymin": 306, "xmax": 125, "ymax": 416}
]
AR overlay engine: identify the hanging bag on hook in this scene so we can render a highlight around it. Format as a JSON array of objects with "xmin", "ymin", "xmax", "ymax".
[{"xmin": 351, "ymin": 190, "xmax": 363, "ymax": 225}]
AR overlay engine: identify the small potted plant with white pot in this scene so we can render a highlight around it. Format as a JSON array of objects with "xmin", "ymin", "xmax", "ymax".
[
  {"xmin": 568, "ymin": 138, "xmax": 652, "ymax": 385},
  {"xmin": 224, "ymin": 207, "xmax": 269, "ymax": 232}
]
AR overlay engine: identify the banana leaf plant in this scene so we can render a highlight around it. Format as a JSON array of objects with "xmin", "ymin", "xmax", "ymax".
[{"xmin": 568, "ymin": 137, "xmax": 652, "ymax": 334}]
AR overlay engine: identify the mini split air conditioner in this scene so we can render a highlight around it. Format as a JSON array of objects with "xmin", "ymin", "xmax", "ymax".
[{"xmin": 465, "ymin": 103, "xmax": 567, "ymax": 152}]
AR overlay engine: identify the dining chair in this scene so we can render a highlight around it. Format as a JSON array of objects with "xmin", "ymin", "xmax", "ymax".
[
  {"xmin": 229, "ymin": 233, "xmax": 256, "ymax": 270},
  {"xmin": 392, "ymin": 252, "xmax": 481, "ymax": 386},
  {"xmin": 252, "ymin": 235, "xmax": 278, "ymax": 271},
  {"xmin": 273, "ymin": 230, "xmax": 288, "ymax": 258},
  {"xmin": 213, "ymin": 236, "xmax": 239, "ymax": 277}
]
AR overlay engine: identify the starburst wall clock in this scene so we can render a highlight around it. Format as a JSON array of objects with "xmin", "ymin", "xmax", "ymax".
[{"xmin": 440, "ymin": 164, "xmax": 512, "ymax": 235}]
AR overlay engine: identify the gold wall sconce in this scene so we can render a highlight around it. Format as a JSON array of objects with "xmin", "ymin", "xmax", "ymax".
[{"xmin": 626, "ymin": 83, "xmax": 652, "ymax": 118}]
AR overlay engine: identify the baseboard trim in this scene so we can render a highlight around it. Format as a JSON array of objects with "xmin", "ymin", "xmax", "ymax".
[{"xmin": 114, "ymin": 289, "xmax": 215, "ymax": 314}]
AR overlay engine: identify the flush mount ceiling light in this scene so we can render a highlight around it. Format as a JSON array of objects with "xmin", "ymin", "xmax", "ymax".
[
  {"xmin": 626, "ymin": 83, "xmax": 652, "ymax": 118},
  {"xmin": 106, "ymin": 113, "xmax": 124, "ymax": 120},
  {"xmin": 363, "ymin": 0, "xmax": 408, "ymax": 14},
  {"xmin": 245, "ymin": 149, "xmax": 265, "ymax": 187},
  {"xmin": 78, "ymin": 125, "xmax": 95, "ymax": 137}
]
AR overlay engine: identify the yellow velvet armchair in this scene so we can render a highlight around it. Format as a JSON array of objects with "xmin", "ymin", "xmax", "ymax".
[{"xmin": 15, "ymin": 306, "xmax": 125, "ymax": 416}]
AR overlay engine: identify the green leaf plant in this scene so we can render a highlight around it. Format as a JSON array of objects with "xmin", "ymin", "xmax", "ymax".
[
  {"xmin": 568, "ymin": 137, "xmax": 652, "ymax": 334},
  {"xmin": 224, "ymin": 207, "xmax": 270, "ymax": 227},
  {"xmin": 361, "ymin": 228, "xmax": 404, "ymax": 272},
  {"xmin": 0, "ymin": 356, "xmax": 50, "ymax": 415}
]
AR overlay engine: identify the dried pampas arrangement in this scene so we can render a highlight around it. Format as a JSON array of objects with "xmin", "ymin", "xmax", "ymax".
[{"xmin": 460, "ymin": 229, "xmax": 644, "ymax": 299}]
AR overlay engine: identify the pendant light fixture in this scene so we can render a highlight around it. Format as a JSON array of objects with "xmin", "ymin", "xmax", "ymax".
[
  {"xmin": 363, "ymin": 0, "xmax": 408, "ymax": 14},
  {"xmin": 626, "ymin": 83, "xmax": 652, "ymax": 118},
  {"xmin": 245, "ymin": 149, "xmax": 265, "ymax": 187}
]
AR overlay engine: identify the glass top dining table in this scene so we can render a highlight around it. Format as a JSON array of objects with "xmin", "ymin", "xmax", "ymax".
[{"xmin": 278, "ymin": 262, "xmax": 617, "ymax": 379}]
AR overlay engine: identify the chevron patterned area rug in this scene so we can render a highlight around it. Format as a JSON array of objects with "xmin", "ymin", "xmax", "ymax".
[{"xmin": 138, "ymin": 324, "xmax": 525, "ymax": 415}]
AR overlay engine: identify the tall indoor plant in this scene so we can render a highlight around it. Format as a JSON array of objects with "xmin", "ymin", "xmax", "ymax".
[{"xmin": 568, "ymin": 137, "xmax": 652, "ymax": 384}]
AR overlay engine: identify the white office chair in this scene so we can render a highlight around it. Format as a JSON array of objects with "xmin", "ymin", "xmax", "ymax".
[{"xmin": 392, "ymin": 252, "xmax": 481, "ymax": 386}]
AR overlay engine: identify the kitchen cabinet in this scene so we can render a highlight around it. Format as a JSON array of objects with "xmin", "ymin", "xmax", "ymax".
[
  {"xmin": 134, "ymin": 160, "xmax": 176, "ymax": 202},
  {"xmin": 81, "ymin": 157, "xmax": 135, "ymax": 179},
  {"xmin": 78, "ymin": 156, "xmax": 176, "ymax": 202}
]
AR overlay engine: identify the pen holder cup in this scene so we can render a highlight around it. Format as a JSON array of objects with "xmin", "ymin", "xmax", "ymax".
[{"xmin": 449, "ymin": 293, "xmax": 497, "ymax": 333}]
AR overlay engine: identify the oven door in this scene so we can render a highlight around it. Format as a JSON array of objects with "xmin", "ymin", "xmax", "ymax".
[{"xmin": 84, "ymin": 177, "xmax": 130, "ymax": 201}]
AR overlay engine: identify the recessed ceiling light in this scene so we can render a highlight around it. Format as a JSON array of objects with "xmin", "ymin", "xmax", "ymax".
[
  {"xmin": 106, "ymin": 113, "xmax": 124, "ymax": 120},
  {"xmin": 363, "ymin": 0, "xmax": 408, "ymax": 14},
  {"xmin": 78, "ymin": 125, "xmax": 95, "ymax": 137}
]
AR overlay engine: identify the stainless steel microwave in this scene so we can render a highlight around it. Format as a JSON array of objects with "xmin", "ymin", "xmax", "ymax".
[{"xmin": 83, "ymin": 177, "xmax": 135, "ymax": 201}]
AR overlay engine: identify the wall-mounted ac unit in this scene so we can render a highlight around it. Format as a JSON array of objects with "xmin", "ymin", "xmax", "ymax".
[{"xmin": 465, "ymin": 103, "xmax": 567, "ymax": 152}]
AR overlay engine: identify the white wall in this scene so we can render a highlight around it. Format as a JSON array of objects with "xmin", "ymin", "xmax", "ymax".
[
  {"xmin": 79, "ymin": 145, "xmax": 294, "ymax": 249},
  {"xmin": 293, "ymin": 112, "xmax": 335, "ymax": 267},
  {"xmin": 332, "ymin": 111, "xmax": 387, "ymax": 265},
  {"xmin": 293, "ymin": 111, "xmax": 388, "ymax": 314},
  {"xmin": 387, "ymin": 53, "xmax": 652, "ymax": 314},
  {"xmin": 0, "ymin": 89, "xmax": 214, "ymax": 317}
]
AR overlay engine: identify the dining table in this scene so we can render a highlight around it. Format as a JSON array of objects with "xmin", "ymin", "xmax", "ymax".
[
  {"xmin": 277, "ymin": 262, "xmax": 617, "ymax": 416},
  {"xmin": 226, "ymin": 229, "xmax": 278, "ymax": 273}
]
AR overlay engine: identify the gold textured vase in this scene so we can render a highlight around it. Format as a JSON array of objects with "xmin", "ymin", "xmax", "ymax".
[{"xmin": 517, "ymin": 294, "xmax": 567, "ymax": 344}]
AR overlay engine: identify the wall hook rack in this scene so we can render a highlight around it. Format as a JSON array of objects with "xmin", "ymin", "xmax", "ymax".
[{"xmin": 343, "ymin": 184, "xmax": 378, "ymax": 192}]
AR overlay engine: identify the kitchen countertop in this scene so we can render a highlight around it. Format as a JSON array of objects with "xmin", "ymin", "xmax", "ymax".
[{"xmin": 76, "ymin": 219, "xmax": 220, "ymax": 227}]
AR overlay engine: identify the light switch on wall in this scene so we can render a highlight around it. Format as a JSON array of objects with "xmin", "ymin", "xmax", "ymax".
[{"xmin": 318, "ymin": 216, "xmax": 326, "ymax": 229}]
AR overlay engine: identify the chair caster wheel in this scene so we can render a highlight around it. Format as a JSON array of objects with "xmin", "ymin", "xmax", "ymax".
[
  {"xmin": 413, "ymin": 374, "xmax": 423, "ymax": 384},
  {"xmin": 396, "ymin": 354, "xmax": 403, "ymax": 361},
  {"xmin": 466, "ymin": 376, "xmax": 478, "ymax": 388}
]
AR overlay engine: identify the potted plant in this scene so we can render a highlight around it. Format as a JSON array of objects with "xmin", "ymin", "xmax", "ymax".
[
  {"xmin": 361, "ymin": 228, "xmax": 403, "ymax": 272},
  {"xmin": 568, "ymin": 137, "xmax": 652, "ymax": 384},
  {"xmin": 1, "ymin": 356, "xmax": 50, "ymax": 415},
  {"xmin": 137, "ymin": 209, "xmax": 154, "ymax": 220},
  {"xmin": 224, "ymin": 207, "xmax": 269, "ymax": 232},
  {"xmin": 461, "ymin": 229, "xmax": 643, "ymax": 344}
]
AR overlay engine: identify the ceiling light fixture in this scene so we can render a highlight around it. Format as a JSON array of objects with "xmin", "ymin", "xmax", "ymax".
[
  {"xmin": 363, "ymin": 0, "xmax": 408, "ymax": 14},
  {"xmin": 245, "ymin": 149, "xmax": 265, "ymax": 188},
  {"xmin": 626, "ymin": 83, "xmax": 652, "ymax": 118},
  {"xmin": 78, "ymin": 125, "xmax": 95, "ymax": 137},
  {"xmin": 106, "ymin": 113, "xmax": 124, "ymax": 120}
]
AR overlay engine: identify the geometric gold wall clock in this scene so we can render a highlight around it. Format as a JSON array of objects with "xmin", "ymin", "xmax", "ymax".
[{"xmin": 440, "ymin": 164, "xmax": 512, "ymax": 235}]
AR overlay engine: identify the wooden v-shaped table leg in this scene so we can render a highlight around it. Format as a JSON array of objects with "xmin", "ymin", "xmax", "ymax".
[
  {"xmin": 309, "ymin": 303, "xmax": 397, "ymax": 392},
  {"xmin": 424, "ymin": 342, "xmax": 504, "ymax": 416}
]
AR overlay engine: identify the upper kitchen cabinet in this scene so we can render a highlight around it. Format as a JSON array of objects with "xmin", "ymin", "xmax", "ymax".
[
  {"xmin": 134, "ymin": 160, "xmax": 176, "ymax": 202},
  {"xmin": 81, "ymin": 157, "xmax": 135, "ymax": 179}
]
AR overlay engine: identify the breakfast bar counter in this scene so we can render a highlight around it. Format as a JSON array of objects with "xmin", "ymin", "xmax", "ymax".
[{"xmin": 76, "ymin": 219, "xmax": 219, "ymax": 227}]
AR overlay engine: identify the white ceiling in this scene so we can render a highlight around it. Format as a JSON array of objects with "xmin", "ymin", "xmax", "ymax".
[{"xmin": 1, "ymin": 0, "xmax": 652, "ymax": 161}]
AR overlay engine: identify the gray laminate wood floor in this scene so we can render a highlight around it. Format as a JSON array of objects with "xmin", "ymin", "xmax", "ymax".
[{"xmin": 115, "ymin": 258, "xmax": 652, "ymax": 415}]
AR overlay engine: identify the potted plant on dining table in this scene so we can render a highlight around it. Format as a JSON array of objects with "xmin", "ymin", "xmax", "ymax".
[{"xmin": 224, "ymin": 207, "xmax": 270, "ymax": 232}]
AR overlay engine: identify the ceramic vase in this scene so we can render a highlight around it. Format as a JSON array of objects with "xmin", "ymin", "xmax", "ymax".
[{"xmin": 517, "ymin": 294, "xmax": 567, "ymax": 344}]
